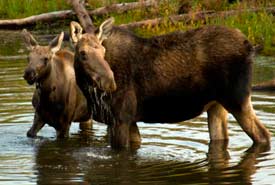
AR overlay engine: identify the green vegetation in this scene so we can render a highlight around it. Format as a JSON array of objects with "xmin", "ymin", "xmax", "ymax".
[
  {"xmin": 206, "ymin": 11, "xmax": 275, "ymax": 55},
  {"xmin": 0, "ymin": 0, "xmax": 275, "ymax": 55},
  {"xmin": 0, "ymin": 0, "xmax": 69, "ymax": 18}
]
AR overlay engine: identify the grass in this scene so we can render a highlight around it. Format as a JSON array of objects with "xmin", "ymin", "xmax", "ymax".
[
  {"xmin": 206, "ymin": 10, "xmax": 275, "ymax": 55},
  {"xmin": 0, "ymin": 0, "xmax": 69, "ymax": 19},
  {"xmin": 0, "ymin": 0, "xmax": 275, "ymax": 55},
  {"xmin": 115, "ymin": 0, "xmax": 275, "ymax": 55}
]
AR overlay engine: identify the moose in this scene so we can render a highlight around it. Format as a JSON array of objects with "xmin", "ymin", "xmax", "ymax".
[
  {"xmin": 70, "ymin": 17, "xmax": 270, "ymax": 149},
  {"xmin": 22, "ymin": 29, "xmax": 92, "ymax": 138}
]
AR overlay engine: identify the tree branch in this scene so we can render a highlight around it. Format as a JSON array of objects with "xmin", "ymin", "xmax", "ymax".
[
  {"xmin": 0, "ymin": 10, "xmax": 73, "ymax": 29},
  {"xmin": 91, "ymin": 0, "xmax": 157, "ymax": 16},
  {"xmin": 0, "ymin": 0, "xmax": 157, "ymax": 29},
  {"xmin": 67, "ymin": 0, "xmax": 95, "ymax": 33},
  {"xmin": 120, "ymin": 7, "xmax": 275, "ymax": 29}
]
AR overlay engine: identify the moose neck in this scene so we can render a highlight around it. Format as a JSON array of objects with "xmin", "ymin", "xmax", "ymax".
[{"xmin": 103, "ymin": 27, "xmax": 149, "ymax": 65}]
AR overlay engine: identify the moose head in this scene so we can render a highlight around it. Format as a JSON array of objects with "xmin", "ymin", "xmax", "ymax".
[
  {"xmin": 70, "ymin": 17, "xmax": 117, "ymax": 92},
  {"xmin": 22, "ymin": 29, "xmax": 64, "ymax": 85}
]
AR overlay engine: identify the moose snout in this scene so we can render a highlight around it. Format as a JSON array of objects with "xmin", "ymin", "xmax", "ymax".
[
  {"xmin": 101, "ymin": 72, "xmax": 117, "ymax": 92},
  {"xmin": 23, "ymin": 68, "xmax": 36, "ymax": 85}
]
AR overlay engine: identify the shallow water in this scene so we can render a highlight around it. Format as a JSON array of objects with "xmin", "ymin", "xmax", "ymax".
[{"xmin": 0, "ymin": 31, "xmax": 275, "ymax": 185}]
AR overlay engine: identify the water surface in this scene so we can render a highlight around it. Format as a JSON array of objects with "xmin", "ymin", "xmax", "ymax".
[{"xmin": 0, "ymin": 31, "xmax": 275, "ymax": 185}]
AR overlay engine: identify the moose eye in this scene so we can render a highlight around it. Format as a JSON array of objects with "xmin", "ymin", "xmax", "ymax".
[
  {"xmin": 43, "ymin": 57, "xmax": 49, "ymax": 65},
  {"xmin": 80, "ymin": 51, "xmax": 87, "ymax": 60}
]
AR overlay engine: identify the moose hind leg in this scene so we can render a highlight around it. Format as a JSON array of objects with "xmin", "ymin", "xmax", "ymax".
[
  {"xmin": 230, "ymin": 96, "xmax": 270, "ymax": 143},
  {"xmin": 207, "ymin": 103, "xmax": 228, "ymax": 140}
]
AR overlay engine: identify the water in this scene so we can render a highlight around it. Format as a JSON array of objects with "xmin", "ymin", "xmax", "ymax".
[{"xmin": 0, "ymin": 31, "xmax": 275, "ymax": 185}]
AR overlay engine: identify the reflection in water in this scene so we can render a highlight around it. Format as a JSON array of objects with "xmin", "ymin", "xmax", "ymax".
[
  {"xmin": 0, "ymin": 31, "xmax": 275, "ymax": 185},
  {"xmin": 33, "ymin": 136, "xmax": 271, "ymax": 185},
  {"xmin": 207, "ymin": 141, "xmax": 270, "ymax": 185}
]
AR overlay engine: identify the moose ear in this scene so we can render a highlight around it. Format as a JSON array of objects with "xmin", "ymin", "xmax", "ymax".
[
  {"xmin": 70, "ymin": 21, "xmax": 83, "ymax": 45},
  {"xmin": 96, "ymin": 17, "xmax": 114, "ymax": 44},
  {"xmin": 22, "ymin": 29, "xmax": 38, "ymax": 50},
  {"xmin": 49, "ymin": 32, "xmax": 64, "ymax": 53}
]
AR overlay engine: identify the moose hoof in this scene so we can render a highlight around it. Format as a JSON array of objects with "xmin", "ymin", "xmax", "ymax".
[{"xmin": 26, "ymin": 130, "xmax": 36, "ymax": 138}]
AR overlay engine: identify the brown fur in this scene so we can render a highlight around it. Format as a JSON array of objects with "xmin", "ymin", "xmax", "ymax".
[
  {"xmin": 73, "ymin": 22, "xmax": 270, "ymax": 148},
  {"xmin": 23, "ymin": 36, "xmax": 92, "ymax": 138}
]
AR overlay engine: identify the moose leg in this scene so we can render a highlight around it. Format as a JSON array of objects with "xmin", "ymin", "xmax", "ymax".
[
  {"xmin": 109, "ymin": 88, "xmax": 137, "ymax": 149},
  {"xmin": 208, "ymin": 140, "xmax": 230, "ymax": 169},
  {"xmin": 229, "ymin": 96, "xmax": 270, "ymax": 143},
  {"xmin": 110, "ymin": 122, "xmax": 130, "ymax": 149},
  {"xmin": 27, "ymin": 112, "xmax": 45, "ymax": 137},
  {"xmin": 56, "ymin": 121, "xmax": 71, "ymax": 138},
  {"xmin": 129, "ymin": 122, "xmax": 141, "ymax": 146},
  {"xmin": 79, "ymin": 119, "xmax": 93, "ymax": 131},
  {"xmin": 207, "ymin": 103, "xmax": 228, "ymax": 140}
]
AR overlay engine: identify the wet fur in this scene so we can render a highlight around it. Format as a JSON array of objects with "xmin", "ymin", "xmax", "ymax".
[
  {"xmin": 74, "ymin": 25, "xmax": 270, "ymax": 148},
  {"xmin": 28, "ymin": 50, "xmax": 91, "ymax": 137}
]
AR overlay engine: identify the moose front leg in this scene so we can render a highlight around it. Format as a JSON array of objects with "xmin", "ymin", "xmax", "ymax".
[
  {"xmin": 27, "ymin": 112, "xmax": 45, "ymax": 138},
  {"xmin": 110, "ymin": 122, "xmax": 130, "ymax": 149},
  {"xmin": 129, "ymin": 122, "xmax": 141, "ymax": 146},
  {"xmin": 56, "ymin": 121, "xmax": 71, "ymax": 138},
  {"xmin": 110, "ymin": 88, "xmax": 137, "ymax": 149},
  {"xmin": 79, "ymin": 119, "xmax": 93, "ymax": 131}
]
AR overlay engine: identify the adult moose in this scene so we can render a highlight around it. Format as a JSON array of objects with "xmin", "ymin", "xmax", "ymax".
[
  {"xmin": 22, "ymin": 29, "xmax": 92, "ymax": 138},
  {"xmin": 70, "ymin": 16, "xmax": 270, "ymax": 148}
]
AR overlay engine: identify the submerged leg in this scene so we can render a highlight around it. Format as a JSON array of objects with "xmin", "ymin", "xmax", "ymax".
[
  {"xmin": 129, "ymin": 122, "xmax": 141, "ymax": 147},
  {"xmin": 79, "ymin": 119, "xmax": 93, "ymax": 131},
  {"xmin": 56, "ymin": 121, "xmax": 71, "ymax": 138},
  {"xmin": 207, "ymin": 140, "xmax": 230, "ymax": 169},
  {"xmin": 27, "ymin": 112, "xmax": 45, "ymax": 137},
  {"xmin": 227, "ymin": 96, "xmax": 270, "ymax": 143},
  {"xmin": 110, "ymin": 122, "xmax": 130, "ymax": 149},
  {"xmin": 207, "ymin": 103, "xmax": 228, "ymax": 140}
]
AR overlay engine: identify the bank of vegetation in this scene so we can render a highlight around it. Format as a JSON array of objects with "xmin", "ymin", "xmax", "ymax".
[{"xmin": 0, "ymin": 0, "xmax": 275, "ymax": 55}]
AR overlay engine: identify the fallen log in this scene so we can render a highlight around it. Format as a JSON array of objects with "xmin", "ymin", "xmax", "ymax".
[
  {"xmin": 119, "ymin": 11, "xmax": 213, "ymax": 29},
  {"xmin": 0, "ymin": 3, "xmax": 274, "ymax": 30},
  {"xmin": 89, "ymin": 0, "xmax": 157, "ymax": 16},
  {"xmin": 0, "ymin": 55, "xmax": 27, "ymax": 60},
  {"xmin": 68, "ymin": 0, "xmax": 95, "ymax": 32},
  {"xmin": 0, "ymin": 10, "xmax": 72, "ymax": 29},
  {"xmin": 252, "ymin": 79, "xmax": 275, "ymax": 91},
  {"xmin": 120, "ymin": 7, "xmax": 275, "ymax": 29},
  {"xmin": 0, "ymin": 0, "xmax": 157, "ymax": 29}
]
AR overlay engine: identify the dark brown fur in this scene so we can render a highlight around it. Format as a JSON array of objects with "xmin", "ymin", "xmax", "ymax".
[{"xmin": 72, "ymin": 22, "xmax": 270, "ymax": 148}]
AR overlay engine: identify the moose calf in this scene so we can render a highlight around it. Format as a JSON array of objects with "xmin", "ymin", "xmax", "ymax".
[{"xmin": 22, "ymin": 30, "xmax": 92, "ymax": 138}]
